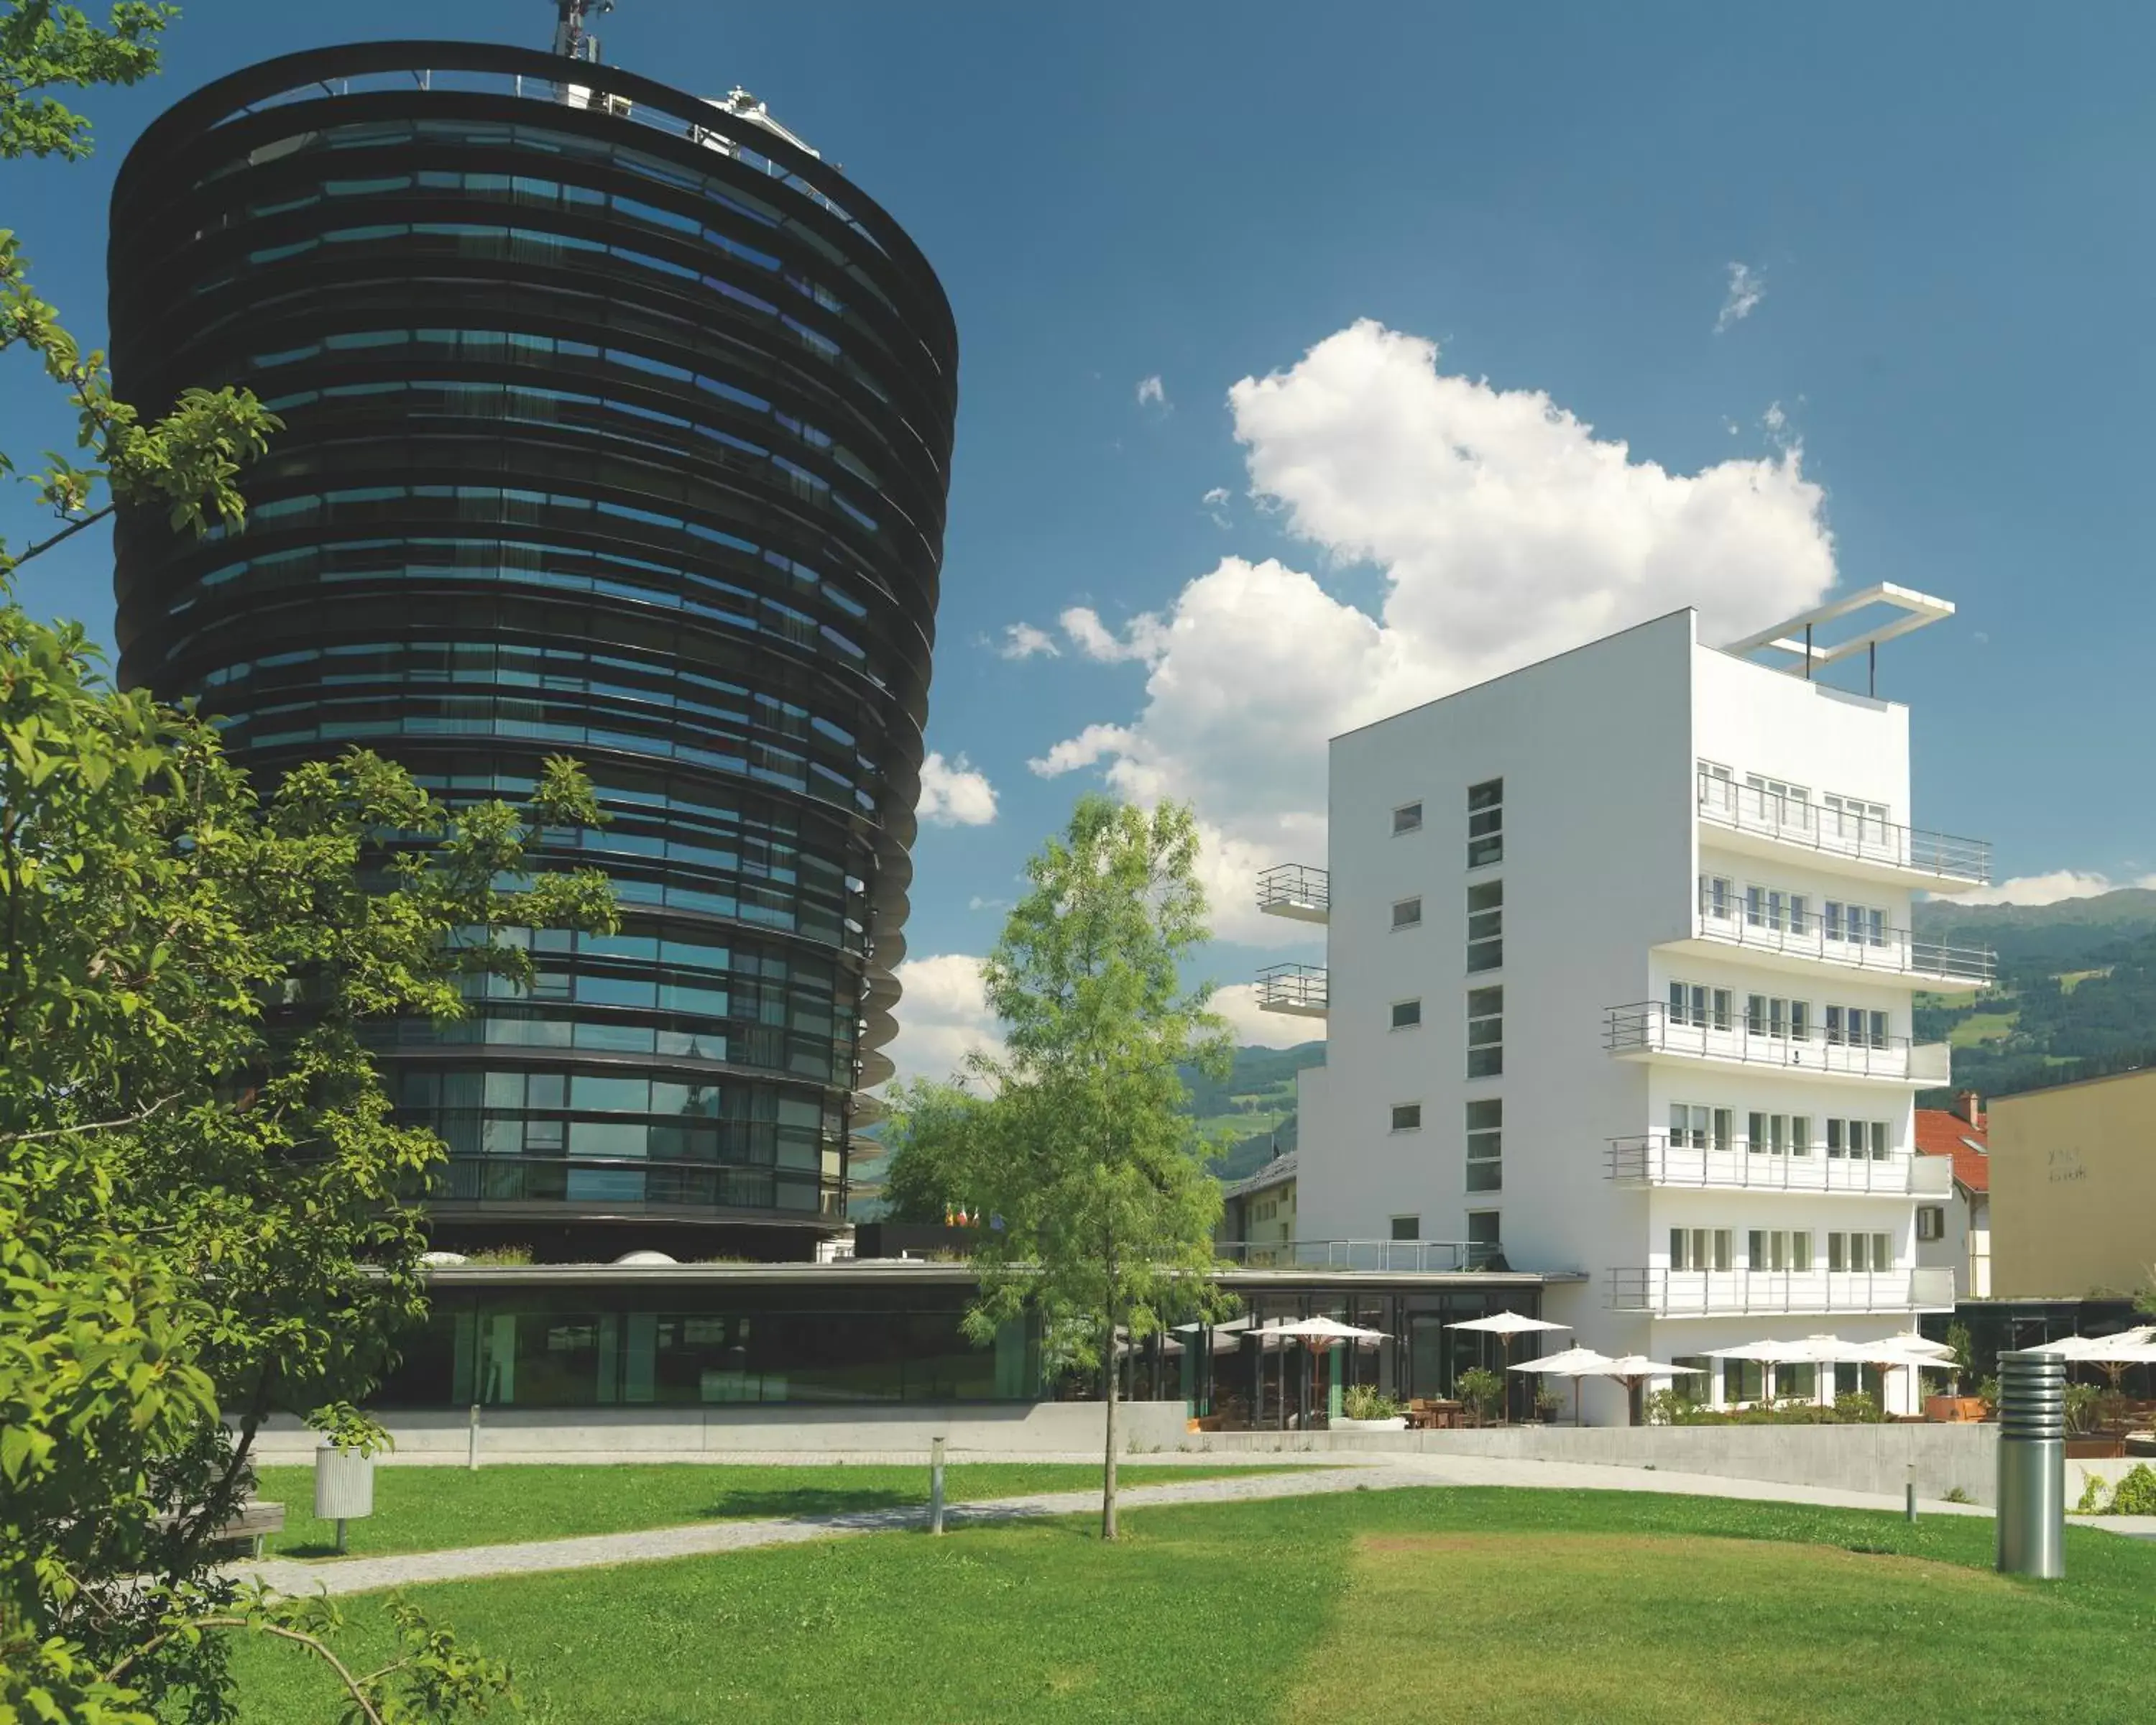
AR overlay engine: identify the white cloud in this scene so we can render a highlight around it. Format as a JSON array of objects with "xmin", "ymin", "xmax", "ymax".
[
  {"xmin": 1136, "ymin": 374, "xmax": 1169, "ymax": 410},
  {"xmin": 1210, "ymin": 982, "xmax": 1327, "ymax": 1050},
  {"xmin": 882, "ymin": 953, "xmax": 1003, "ymax": 1086},
  {"xmin": 1717, "ymin": 261, "xmax": 1765, "ymax": 332},
  {"xmin": 1201, "ymin": 486, "xmax": 1231, "ymax": 507},
  {"xmin": 995, "ymin": 622, "xmax": 1060, "ymax": 661},
  {"xmin": 916, "ymin": 751, "xmax": 998, "ymax": 827},
  {"xmin": 1032, "ymin": 318, "xmax": 1838, "ymax": 944},
  {"xmin": 1762, "ymin": 401, "xmax": 1787, "ymax": 434},
  {"xmin": 1952, "ymin": 871, "xmax": 2156, "ymax": 908},
  {"xmin": 1059, "ymin": 605, "xmax": 1169, "ymax": 665}
]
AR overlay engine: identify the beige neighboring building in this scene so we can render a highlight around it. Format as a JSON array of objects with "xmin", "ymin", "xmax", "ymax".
[
  {"xmin": 1219, "ymin": 1154, "xmax": 1298, "ymax": 1266},
  {"xmin": 1990, "ymin": 1067, "xmax": 2156, "ymax": 1298}
]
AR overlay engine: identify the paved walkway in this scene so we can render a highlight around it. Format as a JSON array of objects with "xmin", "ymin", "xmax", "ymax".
[{"xmin": 234, "ymin": 1450, "xmax": 2010, "ymax": 1599}]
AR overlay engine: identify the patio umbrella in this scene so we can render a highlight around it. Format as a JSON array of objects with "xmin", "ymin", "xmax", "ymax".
[
  {"xmin": 1705, "ymin": 1337, "xmax": 1819, "ymax": 1406},
  {"xmin": 1578, "ymin": 1355, "xmax": 1706, "ymax": 1427},
  {"xmin": 1267, "ymin": 1317, "xmax": 1391, "ymax": 1425},
  {"xmin": 2050, "ymin": 1330, "xmax": 2156, "ymax": 1395},
  {"xmin": 1449, "ymin": 1313, "xmax": 1571, "ymax": 1420},
  {"xmin": 2025, "ymin": 1327, "xmax": 2155, "ymax": 1358},
  {"xmin": 1509, "ymin": 1346, "xmax": 1617, "ymax": 1425}
]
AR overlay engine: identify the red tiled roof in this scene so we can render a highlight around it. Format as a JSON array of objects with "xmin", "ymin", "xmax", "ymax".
[{"xmin": 1915, "ymin": 1108, "xmax": 1989, "ymax": 1193}]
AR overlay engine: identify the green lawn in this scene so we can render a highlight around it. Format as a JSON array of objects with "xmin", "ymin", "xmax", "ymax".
[
  {"xmin": 1948, "ymin": 1008, "xmax": 2019, "ymax": 1048},
  {"xmin": 249, "ymin": 1460, "xmax": 1310, "ymax": 1560},
  {"xmin": 228, "ymin": 1488, "xmax": 2156, "ymax": 1723}
]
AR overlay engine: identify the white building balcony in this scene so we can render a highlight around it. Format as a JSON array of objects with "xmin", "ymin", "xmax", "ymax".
[
  {"xmin": 1256, "ymin": 863, "xmax": 1330, "ymax": 924},
  {"xmin": 1606, "ymin": 1001, "xmax": 1952, "ymax": 1086},
  {"xmin": 1669, "ymin": 889, "xmax": 1994, "ymax": 993},
  {"xmin": 1256, "ymin": 962, "xmax": 1328, "ymax": 1018},
  {"xmin": 1697, "ymin": 771, "xmax": 1989, "ymax": 891},
  {"xmin": 1606, "ymin": 1134, "xmax": 1955, "ymax": 1197},
  {"xmin": 1606, "ymin": 1265, "xmax": 1957, "ymax": 1317}
]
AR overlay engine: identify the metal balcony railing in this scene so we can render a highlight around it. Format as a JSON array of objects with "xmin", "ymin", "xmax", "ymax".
[
  {"xmin": 1256, "ymin": 862, "xmax": 1330, "ymax": 923},
  {"xmin": 1606, "ymin": 1134, "xmax": 1956, "ymax": 1196},
  {"xmin": 1606, "ymin": 1266, "xmax": 1957, "ymax": 1316},
  {"xmin": 1218, "ymin": 1238, "xmax": 1504, "ymax": 1273},
  {"xmin": 1606, "ymin": 1001, "xmax": 1951, "ymax": 1083},
  {"xmin": 1696, "ymin": 772, "xmax": 1990, "ymax": 886},
  {"xmin": 1256, "ymin": 962, "xmax": 1328, "ymax": 1017},
  {"xmin": 1692, "ymin": 886, "xmax": 1994, "ymax": 986}
]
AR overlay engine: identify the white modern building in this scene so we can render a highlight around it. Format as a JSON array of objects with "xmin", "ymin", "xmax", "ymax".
[{"xmin": 1263, "ymin": 589, "xmax": 1991, "ymax": 1420}]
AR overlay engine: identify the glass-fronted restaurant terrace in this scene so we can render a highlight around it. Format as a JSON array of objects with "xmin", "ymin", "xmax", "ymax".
[{"xmin": 377, "ymin": 1262, "xmax": 1580, "ymax": 1412}]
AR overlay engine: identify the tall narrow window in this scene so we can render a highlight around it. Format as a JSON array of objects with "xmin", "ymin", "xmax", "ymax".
[
  {"xmin": 1467, "ymin": 778, "xmax": 1503, "ymax": 868},
  {"xmin": 1392, "ymin": 896, "xmax": 1424, "ymax": 931},
  {"xmin": 1466, "ymin": 1098, "xmax": 1501, "ymax": 1192},
  {"xmin": 1466, "ymin": 1210, "xmax": 1501, "ymax": 1268},
  {"xmin": 1393, "ymin": 801, "xmax": 1424, "ymax": 835},
  {"xmin": 1465, "ymin": 987, "xmax": 1503, "ymax": 1079},
  {"xmin": 1700, "ymin": 875, "xmax": 1733, "ymax": 920},
  {"xmin": 1466, "ymin": 880, "xmax": 1503, "ymax": 972}
]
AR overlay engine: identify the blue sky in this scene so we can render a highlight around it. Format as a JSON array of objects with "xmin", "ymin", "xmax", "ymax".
[{"xmin": 6, "ymin": 2, "xmax": 2154, "ymax": 1074}]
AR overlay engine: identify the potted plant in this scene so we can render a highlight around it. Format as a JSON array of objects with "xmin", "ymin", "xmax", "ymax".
[
  {"xmin": 1457, "ymin": 1367, "xmax": 1506, "ymax": 1427},
  {"xmin": 1335, "ymin": 1384, "xmax": 1408, "ymax": 1430},
  {"xmin": 1534, "ymin": 1388, "xmax": 1562, "ymax": 1424}
]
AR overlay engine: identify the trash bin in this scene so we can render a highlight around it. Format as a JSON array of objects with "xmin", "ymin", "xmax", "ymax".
[
  {"xmin": 315, "ymin": 1440, "xmax": 376, "ymax": 1554},
  {"xmin": 1996, "ymin": 1351, "xmax": 2064, "ymax": 1579}
]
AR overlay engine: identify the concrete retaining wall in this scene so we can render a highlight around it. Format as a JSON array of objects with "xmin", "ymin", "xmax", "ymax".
[
  {"xmin": 1193, "ymin": 1423, "xmax": 2006, "ymax": 1506},
  {"xmin": 248, "ymin": 1399, "xmax": 1193, "ymax": 1463}
]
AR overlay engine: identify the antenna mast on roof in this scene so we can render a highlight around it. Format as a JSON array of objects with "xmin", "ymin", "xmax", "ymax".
[{"xmin": 551, "ymin": 0, "xmax": 614, "ymax": 63}]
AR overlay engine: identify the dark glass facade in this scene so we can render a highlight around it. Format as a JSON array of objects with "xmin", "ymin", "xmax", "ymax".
[{"xmin": 107, "ymin": 45, "xmax": 957, "ymax": 1255}]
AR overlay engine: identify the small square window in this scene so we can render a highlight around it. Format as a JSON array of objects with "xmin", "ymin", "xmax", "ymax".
[
  {"xmin": 1393, "ymin": 801, "xmax": 1424, "ymax": 835},
  {"xmin": 1391, "ymin": 1103, "xmax": 1423, "ymax": 1132},
  {"xmin": 1391, "ymin": 998, "xmax": 1422, "ymax": 1030},
  {"xmin": 1391, "ymin": 1215, "xmax": 1420, "ymax": 1241},
  {"xmin": 1392, "ymin": 896, "xmax": 1424, "ymax": 930}
]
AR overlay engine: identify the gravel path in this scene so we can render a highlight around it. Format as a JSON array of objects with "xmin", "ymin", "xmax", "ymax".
[{"xmin": 232, "ymin": 1451, "xmax": 2007, "ymax": 1598}]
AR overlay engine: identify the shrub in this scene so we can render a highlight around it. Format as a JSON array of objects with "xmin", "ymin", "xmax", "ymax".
[
  {"xmin": 2065, "ymin": 1382, "xmax": 2104, "ymax": 1435},
  {"xmin": 2106, "ymin": 1463, "xmax": 2156, "ymax": 1517},
  {"xmin": 1342, "ymin": 1384, "xmax": 1404, "ymax": 1422},
  {"xmin": 2076, "ymin": 1473, "xmax": 2107, "ymax": 1514},
  {"xmin": 1457, "ymin": 1368, "xmax": 1506, "ymax": 1423},
  {"xmin": 1832, "ymin": 1392, "xmax": 1880, "ymax": 1423},
  {"xmin": 1978, "ymin": 1375, "xmax": 2001, "ymax": 1416}
]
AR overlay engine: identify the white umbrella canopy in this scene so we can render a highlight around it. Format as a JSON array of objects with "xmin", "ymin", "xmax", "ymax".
[
  {"xmin": 1508, "ymin": 1346, "xmax": 1616, "ymax": 1425},
  {"xmin": 1508, "ymin": 1346, "xmax": 1618, "ymax": 1376},
  {"xmin": 1449, "ymin": 1312, "xmax": 1570, "ymax": 1338},
  {"xmin": 2027, "ymin": 1328, "xmax": 2156, "ymax": 1359},
  {"xmin": 1592, "ymin": 1355, "xmax": 1705, "ymax": 1379},
  {"xmin": 1270, "ymin": 1315, "xmax": 1390, "ymax": 1343}
]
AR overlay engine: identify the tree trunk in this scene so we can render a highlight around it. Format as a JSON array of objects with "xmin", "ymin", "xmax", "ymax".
[{"xmin": 1102, "ymin": 1310, "xmax": 1120, "ymax": 1542}]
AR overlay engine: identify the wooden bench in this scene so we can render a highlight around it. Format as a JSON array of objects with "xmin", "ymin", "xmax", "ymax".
[{"xmin": 151, "ymin": 1499, "xmax": 286, "ymax": 1559}]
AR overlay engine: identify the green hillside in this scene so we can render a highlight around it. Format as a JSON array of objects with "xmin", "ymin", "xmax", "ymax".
[
  {"xmin": 1912, "ymin": 888, "xmax": 2156, "ymax": 1102},
  {"xmin": 1179, "ymin": 1041, "xmax": 1325, "ymax": 1182}
]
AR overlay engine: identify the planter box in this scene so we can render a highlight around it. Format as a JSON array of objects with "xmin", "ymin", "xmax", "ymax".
[
  {"xmin": 1925, "ymin": 1396, "xmax": 1987, "ymax": 1424},
  {"xmin": 2066, "ymin": 1436, "xmax": 2126, "ymax": 1460},
  {"xmin": 1332, "ymin": 1417, "xmax": 1409, "ymax": 1432}
]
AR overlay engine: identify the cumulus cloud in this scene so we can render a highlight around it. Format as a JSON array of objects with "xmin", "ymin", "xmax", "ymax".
[
  {"xmin": 916, "ymin": 751, "xmax": 998, "ymax": 827},
  {"xmin": 1210, "ymin": 981, "xmax": 1327, "ymax": 1050},
  {"xmin": 1952, "ymin": 871, "xmax": 2156, "ymax": 908},
  {"xmin": 1136, "ymin": 374, "xmax": 1169, "ymax": 410},
  {"xmin": 1031, "ymin": 318, "xmax": 1838, "ymax": 944},
  {"xmin": 1059, "ymin": 605, "xmax": 1169, "ymax": 665},
  {"xmin": 995, "ymin": 622, "xmax": 1060, "ymax": 661},
  {"xmin": 1717, "ymin": 262, "xmax": 1765, "ymax": 332},
  {"xmin": 881, "ymin": 953, "xmax": 1003, "ymax": 1086}
]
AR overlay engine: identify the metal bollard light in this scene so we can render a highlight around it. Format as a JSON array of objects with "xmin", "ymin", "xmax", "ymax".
[
  {"xmin": 929, "ymin": 1435, "xmax": 946, "ymax": 1535},
  {"xmin": 1996, "ymin": 1351, "xmax": 2065, "ymax": 1579}
]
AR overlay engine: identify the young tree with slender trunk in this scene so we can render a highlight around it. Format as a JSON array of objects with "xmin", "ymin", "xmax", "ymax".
[{"xmin": 959, "ymin": 794, "xmax": 1231, "ymax": 1540}]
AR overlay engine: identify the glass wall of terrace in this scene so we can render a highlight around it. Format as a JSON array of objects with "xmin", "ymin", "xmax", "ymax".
[{"xmin": 107, "ymin": 42, "xmax": 958, "ymax": 1251}]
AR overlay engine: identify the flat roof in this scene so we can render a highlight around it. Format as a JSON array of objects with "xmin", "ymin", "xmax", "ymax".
[{"xmin": 422, "ymin": 1261, "xmax": 1585, "ymax": 1289}]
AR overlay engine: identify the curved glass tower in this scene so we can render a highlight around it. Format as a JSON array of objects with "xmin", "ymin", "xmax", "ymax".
[{"xmin": 109, "ymin": 42, "xmax": 956, "ymax": 1258}]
